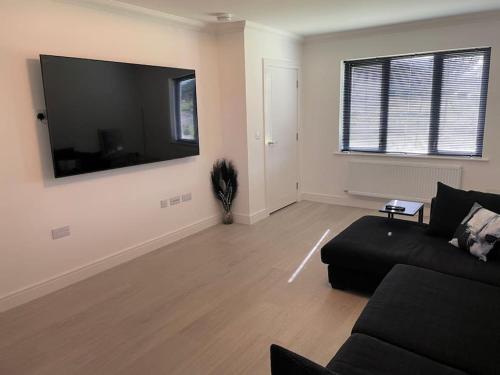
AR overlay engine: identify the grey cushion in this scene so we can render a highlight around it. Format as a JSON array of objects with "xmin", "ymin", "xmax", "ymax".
[{"xmin": 450, "ymin": 203, "xmax": 500, "ymax": 261}]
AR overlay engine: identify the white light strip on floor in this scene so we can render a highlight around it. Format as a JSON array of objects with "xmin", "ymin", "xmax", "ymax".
[{"xmin": 288, "ymin": 229, "xmax": 331, "ymax": 284}]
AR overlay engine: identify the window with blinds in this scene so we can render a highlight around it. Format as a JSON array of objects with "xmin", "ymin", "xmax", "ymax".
[{"xmin": 342, "ymin": 48, "xmax": 491, "ymax": 157}]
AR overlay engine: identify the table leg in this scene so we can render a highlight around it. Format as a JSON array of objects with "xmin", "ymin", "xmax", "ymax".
[{"xmin": 418, "ymin": 207, "xmax": 424, "ymax": 224}]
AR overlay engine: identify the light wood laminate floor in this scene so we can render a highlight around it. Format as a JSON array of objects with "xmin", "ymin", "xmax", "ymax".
[{"xmin": 0, "ymin": 202, "xmax": 373, "ymax": 375}]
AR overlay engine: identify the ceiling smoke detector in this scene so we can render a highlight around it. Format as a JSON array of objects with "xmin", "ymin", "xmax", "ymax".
[{"xmin": 215, "ymin": 13, "xmax": 233, "ymax": 22}]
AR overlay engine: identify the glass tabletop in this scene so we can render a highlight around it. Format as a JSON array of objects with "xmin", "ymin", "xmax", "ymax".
[{"xmin": 379, "ymin": 199, "xmax": 424, "ymax": 216}]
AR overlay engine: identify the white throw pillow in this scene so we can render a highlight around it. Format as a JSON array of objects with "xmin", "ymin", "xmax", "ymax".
[{"xmin": 449, "ymin": 203, "xmax": 500, "ymax": 262}]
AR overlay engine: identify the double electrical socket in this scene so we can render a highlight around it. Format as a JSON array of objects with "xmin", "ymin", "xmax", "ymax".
[
  {"xmin": 161, "ymin": 193, "xmax": 192, "ymax": 208},
  {"xmin": 52, "ymin": 225, "xmax": 70, "ymax": 240},
  {"xmin": 51, "ymin": 193, "xmax": 194, "ymax": 240}
]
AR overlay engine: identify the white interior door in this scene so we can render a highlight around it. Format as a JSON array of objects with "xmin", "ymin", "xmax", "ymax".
[{"xmin": 264, "ymin": 62, "xmax": 299, "ymax": 213}]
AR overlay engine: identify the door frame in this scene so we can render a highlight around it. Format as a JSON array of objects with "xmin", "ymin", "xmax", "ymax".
[{"xmin": 262, "ymin": 58, "xmax": 301, "ymax": 213}]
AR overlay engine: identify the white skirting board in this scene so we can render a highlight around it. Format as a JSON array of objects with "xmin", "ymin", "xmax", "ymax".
[
  {"xmin": 233, "ymin": 209, "xmax": 269, "ymax": 225},
  {"xmin": 301, "ymin": 192, "xmax": 431, "ymax": 216},
  {"xmin": 0, "ymin": 215, "xmax": 219, "ymax": 313},
  {"xmin": 301, "ymin": 192, "xmax": 383, "ymax": 210}
]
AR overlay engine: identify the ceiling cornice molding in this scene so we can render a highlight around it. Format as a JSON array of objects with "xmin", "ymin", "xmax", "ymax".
[
  {"xmin": 65, "ymin": 0, "xmax": 207, "ymax": 31},
  {"xmin": 208, "ymin": 20, "xmax": 246, "ymax": 35},
  {"xmin": 63, "ymin": 1, "xmax": 303, "ymax": 41},
  {"xmin": 304, "ymin": 9, "xmax": 500, "ymax": 43},
  {"xmin": 245, "ymin": 21, "xmax": 303, "ymax": 42},
  {"xmin": 208, "ymin": 20, "xmax": 303, "ymax": 42},
  {"xmin": 205, "ymin": 21, "xmax": 304, "ymax": 42}
]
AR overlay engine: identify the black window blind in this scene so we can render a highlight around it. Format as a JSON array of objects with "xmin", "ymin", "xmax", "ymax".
[{"xmin": 342, "ymin": 48, "xmax": 491, "ymax": 157}]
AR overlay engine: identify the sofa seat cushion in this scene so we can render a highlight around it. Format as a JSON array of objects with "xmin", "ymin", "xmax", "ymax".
[
  {"xmin": 409, "ymin": 233, "xmax": 500, "ymax": 286},
  {"xmin": 321, "ymin": 215, "xmax": 500, "ymax": 287},
  {"xmin": 327, "ymin": 333, "xmax": 468, "ymax": 375},
  {"xmin": 353, "ymin": 265, "xmax": 500, "ymax": 375}
]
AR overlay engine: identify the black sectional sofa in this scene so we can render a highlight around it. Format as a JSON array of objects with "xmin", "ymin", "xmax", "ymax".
[
  {"xmin": 321, "ymin": 183, "xmax": 500, "ymax": 292},
  {"xmin": 270, "ymin": 183, "xmax": 500, "ymax": 374}
]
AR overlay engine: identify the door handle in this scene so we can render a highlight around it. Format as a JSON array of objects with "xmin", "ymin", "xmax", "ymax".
[{"xmin": 267, "ymin": 140, "xmax": 278, "ymax": 145}]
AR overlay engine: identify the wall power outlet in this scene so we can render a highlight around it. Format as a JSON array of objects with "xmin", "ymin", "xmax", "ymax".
[
  {"xmin": 52, "ymin": 226, "xmax": 70, "ymax": 240},
  {"xmin": 170, "ymin": 196, "xmax": 181, "ymax": 205}
]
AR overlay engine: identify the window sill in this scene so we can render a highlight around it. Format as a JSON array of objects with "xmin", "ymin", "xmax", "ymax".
[{"xmin": 334, "ymin": 151, "xmax": 489, "ymax": 162}]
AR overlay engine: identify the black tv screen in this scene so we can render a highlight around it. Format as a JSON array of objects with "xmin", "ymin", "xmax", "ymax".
[{"xmin": 40, "ymin": 55, "xmax": 199, "ymax": 178}]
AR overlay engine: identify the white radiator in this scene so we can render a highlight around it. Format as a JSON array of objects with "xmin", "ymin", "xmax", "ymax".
[{"xmin": 346, "ymin": 160, "xmax": 462, "ymax": 202}]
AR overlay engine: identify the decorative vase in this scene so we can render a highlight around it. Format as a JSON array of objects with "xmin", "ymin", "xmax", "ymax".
[
  {"xmin": 223, "ymin": 210, "xmax": 234, "ymax": 225},
  {"xmin": 211, "ymin": 159, "xmax": 238, "ymax": 225}
]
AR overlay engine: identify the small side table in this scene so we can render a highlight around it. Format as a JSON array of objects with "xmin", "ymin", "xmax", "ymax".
[{"xmin": 379, "ymin": 200, "xmax": 424, "ymax": 224}]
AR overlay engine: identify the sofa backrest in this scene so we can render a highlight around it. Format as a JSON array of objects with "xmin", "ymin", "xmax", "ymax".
[
  {"xmin": 429, "ymin": 183, "xmax": 500, "ymax": 255},
  {"xmin": 430, "ymin": 197, "xmax": 436, "ymax": 219},
  {"xmin": 469, "ymin": 189, "xmax": 500, "ymax": 214}
]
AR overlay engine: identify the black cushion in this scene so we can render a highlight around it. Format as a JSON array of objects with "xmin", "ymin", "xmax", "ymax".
[
  {"xmin": 321, "ymin": 215, "xmax": 500, "ymax": 287},
  {"xmin": 353, "ymin": 264, "xmax": 500, "ymax": 375},
  {"xmin": 327, "ymin": 333, "xmax": 468, "ymax": 375},
  {"xmin": 428, "ymin": 182, "xmax": 500, "ymax": 239},
  {"xmin": 428, "ymin": 182, "xmax": 473, "ymax": 239},
  {"xmin": 470, "ymin": 189, "xmax": 500, "ymax": 214},
  {"xmin": 270, "ymin": 344, "xmax": 337, "ymax": 375}
]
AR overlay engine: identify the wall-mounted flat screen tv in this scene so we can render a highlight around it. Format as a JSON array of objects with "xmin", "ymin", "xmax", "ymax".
[{"xmin": 40, "ymin": 55, "xmax": 199, "ymax": 178}]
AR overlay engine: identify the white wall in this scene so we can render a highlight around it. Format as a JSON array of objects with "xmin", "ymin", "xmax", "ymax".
[
  {"xmin": 244, "ymin": 24, "xmax": 302, "ymax": 218},
  {"xmin": 302, "ymin": 12, "xmax": 500, "ymax": 208},
  {"xmin": 0, "ymin": 2, "xmax": 303, "ymax": 310},
  {"xmin": 212, "ymin": 21, "xmax": 302, "ymax": 224},
  {"xmin": 215, "ymin": 24, "xmax": 250, "ymax": 219},
  {"xmin": 0, "ymin": 0, "xmax": 224, "ymax": 310},
  {"xmin": 8, "ymin": 0, "xmax": 492, "ymax": 312}
]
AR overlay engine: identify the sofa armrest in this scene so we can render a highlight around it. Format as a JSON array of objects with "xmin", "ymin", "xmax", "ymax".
[{"xmin": 270, "ymin": 344, "xmax": 337, "ymax": 375}]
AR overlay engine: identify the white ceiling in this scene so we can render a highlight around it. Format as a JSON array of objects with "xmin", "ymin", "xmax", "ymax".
[{"xmin": 115, "ymin": 0, "xmax": 500, "ymax": 36}]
